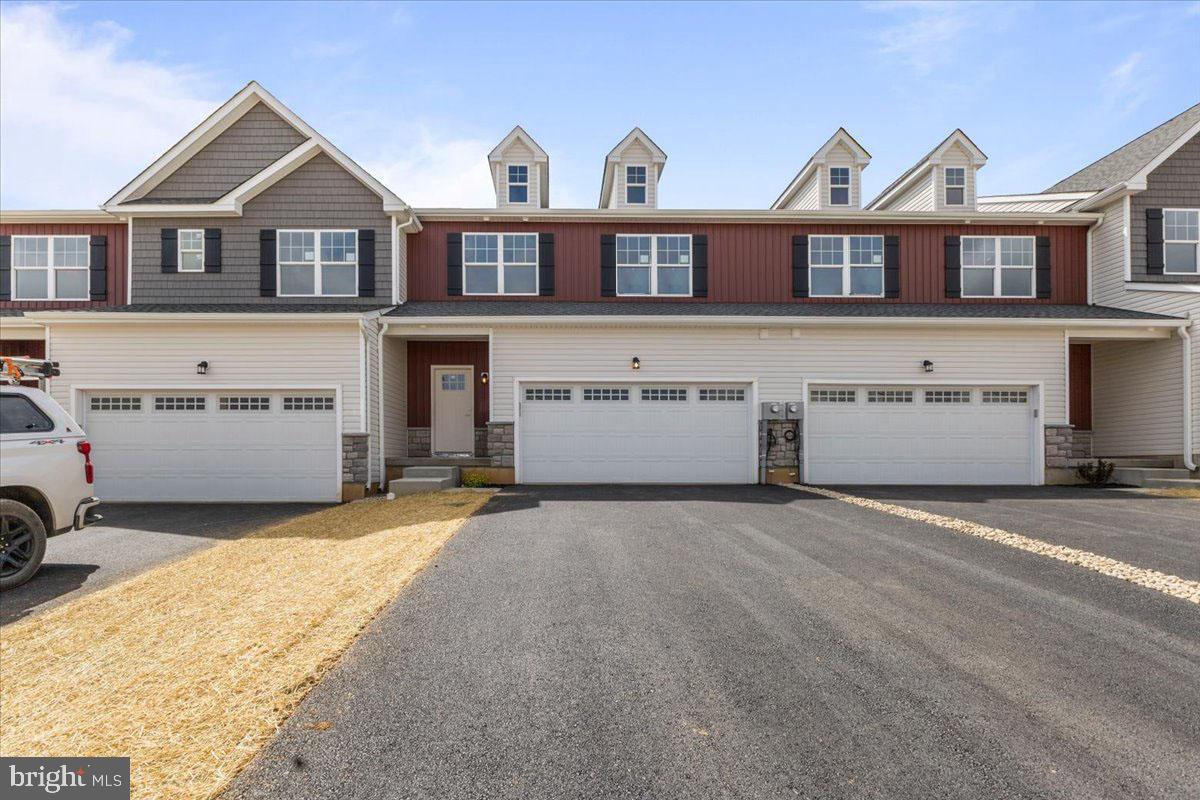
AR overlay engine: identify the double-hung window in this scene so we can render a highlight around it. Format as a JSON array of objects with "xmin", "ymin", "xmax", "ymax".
[
  {"xmin": 625, "ymin": 165, "xmax": 647, "ymax": 204},
  {"xmin": 961, "ymin": 236, "xmax": 1034, "ymax": 297},
  {"xmin": 829, "ymin": 167, "xmax": 850, "ymax": 206},
  {"xmin": 944, "ymin": 167, "xmax": 966, "ymax": 206},
  {"xmin": 277, "ymin": 230, "xmax": 358, "ymax": 297},
  {"xmin": 1163, "ymin": 209, "xmax": 1199, "ymax": 274},
  {"xmin": 616, "ymin": 234, "xmax": 691, "ymax": 296},
  {"xmin": 179, "ymin": 229, "xmax": 204, "ymax": 272},
  {"xmin": 507, "ymin": 165, "xmax": 529, "ymax": 204},
  {"xmin": 11, "ymin": 235, "xmax": 89, "ymax": 300},
  {"xmin": 808, "ymin": 235, "xmax": 884, "ymax": 297},
  {"xmin": 463, "ymin": 233, "xmax": 538, "ymax": 295}
]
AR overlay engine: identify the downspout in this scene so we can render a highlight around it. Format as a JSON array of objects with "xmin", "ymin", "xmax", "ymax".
[
  {"xmin": 1086, "ymin": 210, "xmax": 1104, "ymax": 306},
  {"xmin": 378, "ymin": 320, "xmax": 389, "ymax": 489},
  {"xmin": 1181, "ymin": 323, "xmax": 1196, "ymax": 471}
]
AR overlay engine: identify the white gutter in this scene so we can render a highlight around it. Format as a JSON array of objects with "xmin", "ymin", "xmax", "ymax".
[
  {"xmin": 411, "ymin": 207, "xmax": 1101, "ymax": 226},
  {"xmin": 23, "ymin": 311, "xmax": 389, "ymax": 323},
  {"xmin": 1074, "ymin": 181, "xmax": 1146, "ymax": 212},
  {"xmin": 1182, "ymin": 324, "xmax": 1196, "ymax": 471},
  {"xmin": 0, "ymin": 209, "xmax": 118, "ymax": 224},
  {"xmin": 382, "ymin": 314, "xmax": 1186, "ymax": 330}
]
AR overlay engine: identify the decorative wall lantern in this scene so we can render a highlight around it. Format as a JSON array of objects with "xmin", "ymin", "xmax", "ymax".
[
  {"xmin": 922, "ymin": 359, "xmax": 934, "ymax": 373},
  {"xmin": 631, "ymin": 356, "xmax": 641, "ymax": 370},
  {"xmin": 480, "ymin": 371, "xmax": 489, "ymax": 385},
  {"xmin": 196, "ymin": 360, "xmax": 209, "ymax": 375}
]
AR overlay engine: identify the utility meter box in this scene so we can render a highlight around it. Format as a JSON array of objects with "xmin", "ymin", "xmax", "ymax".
[
  {"xmin": 785, "ymin": 401, "xmax": 803, "ymax": 420},
  {"xmin": 760, "ymin": 401, "xmax": 786, "ymax": 420}
]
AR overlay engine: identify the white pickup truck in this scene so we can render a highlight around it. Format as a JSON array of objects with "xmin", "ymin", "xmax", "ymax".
[{"xmin": 1, "ymin": 358, "xmax": 100, "ymax": 589}]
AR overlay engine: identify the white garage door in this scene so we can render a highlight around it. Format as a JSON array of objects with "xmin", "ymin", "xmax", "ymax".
[
  {"xmin": 519, "ymin": 383, "xmax": 753, "ymax": 484},
  {"xmin": 806, "ymin": 386, "xmax": 1034, "ymax": 485},
  {"xmin": 83, "ymin": 390, "xmax": 340, "ymax": 502}
]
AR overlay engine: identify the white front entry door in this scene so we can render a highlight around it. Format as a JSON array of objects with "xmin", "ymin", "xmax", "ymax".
[
  {"xmin": 432, "ymin": 366, "xmax": 474, "ymax": 455},
  {"xmin": 805, "ymin": 385, "xmax": 1035, "ymax": 485},
  {"xmin": 82, "ymin": 390, "xmax": 340, "ymax": 502},
  {"xmin": 519, "ymin": 383, "xmax": 753, "ymax": 484}
]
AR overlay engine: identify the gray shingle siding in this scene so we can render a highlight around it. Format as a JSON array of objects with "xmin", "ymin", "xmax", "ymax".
[
  {"xmin": 141, "ymin": 103, "xmax": 307, "ymax": 202},
  {"xmin": 131, "ymin": 153, "xmax": 392, "ymax": 304},
  {"xmin": 1131, "ymin": 133, "xmax": 1200, "ymax": 284}
]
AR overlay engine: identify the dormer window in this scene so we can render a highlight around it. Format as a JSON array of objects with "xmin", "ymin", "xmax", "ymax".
[
  {"xmin": 507, "ymin": 165, "xmax": 529, "ymax": 204},
  {"xmin": 829, "ymin": 167, "xmax": 850, "ymax": 206},
  {"xmin": 944, "ymin": 167, "xmax": 966, "ymax": 206},
  {"xmin": 625, "ymin": 166, "xmax": 647, "ymax": 204}
]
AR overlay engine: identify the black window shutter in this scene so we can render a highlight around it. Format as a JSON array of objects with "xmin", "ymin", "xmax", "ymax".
[
  {"xmin": 884, "ymin": 235, "xmax": 900, "ymax": 298},
  {"xmin": 538, "ymin": 232, "xmax": 555, "ymax": 296},
  {"xmin": 692, "ymin": 234, "xmax": 708, "ymax": 298},
  {"xmin": 1035, "ymin": 235, "xmax": 1052, "ymax": 299},
  {"xmin": 160, "ymin": 228, "xmax": 178, "ymax": 273},
  {"xmin": 358, "ymin": 229, "xmax": 375, "ymax": 297},
  {"xmin": 203, "ymin": 229, "xmax": 222, "ymax": 273},
  {"xmin": 600, "ymin": 234, "xmax": 616, "ymax": 297},
  {"xmin": 944, "ymin": 235, "xmax": 961, "ymax": 298},
  {"xmin": 1146, "ymin": 208, "xmax": 1164, "ymax": 275},
  {"xmin": 446, "ymin": 232, "xmax": 462, "ymax": 296},
  {"xmin": 89, "ymin": 235, "xmax": 107, "ymax": 300},
  {"xmin": 791, "ymin": 235, "xmax": 809, "ymax": 298},
  {"xmin": 259, "ymin": 229, "xmax": 276, "ymax": 296},
  {"xmin": 0, "ymin": 235, "xmax": 11, "ymax": 301}
]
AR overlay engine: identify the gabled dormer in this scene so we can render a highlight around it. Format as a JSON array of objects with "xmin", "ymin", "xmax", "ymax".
[
  {"xmin": 599, "ymin": 128, "xmax": 667, "ymax": 209},
  {"xmin": 866, "ymin": 130, "xmax": 987, "ymax": 212},
  {"xmin": 488, "ymin": 126, "xmax": 549, "ymax": 209},
  {"xmin": 771, "ymin": 128, "xmax": 871, "ymax": 211}
]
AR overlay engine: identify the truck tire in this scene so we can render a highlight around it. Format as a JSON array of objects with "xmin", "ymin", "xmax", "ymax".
[{"xmin": 0, "ymin": 499, "xmax": 48, "ymax": 591}]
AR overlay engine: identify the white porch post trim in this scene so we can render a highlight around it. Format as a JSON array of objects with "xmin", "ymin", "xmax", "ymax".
[{"xmin": 1182, "ymin": 324, "xmax": 1196, "ymax": 471}]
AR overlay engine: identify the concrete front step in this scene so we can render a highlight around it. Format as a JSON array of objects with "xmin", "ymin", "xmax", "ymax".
[
  {"xmin": 1136, "ymin": 477, "xmax": 1200, "ymax": 489},
  {"xmin": 402, "ymin": 466, "xmax": 460, "ymax": 481},
  {"xmin": 1112, "ymin": 467, "xmax": 1198, "ymax": 487},
  {"xmin": 388, "ymin": 476, "xmax": 457, "ymax": 496},
  {"xmin": 1107, "ymin": 457, "xmax": 1178, "ymax": 469},
  {"xmin": 386, "ymin": 457, "xmax": 491, "ymax": 467}
]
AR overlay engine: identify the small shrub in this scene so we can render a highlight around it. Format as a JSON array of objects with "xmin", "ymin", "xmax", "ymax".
[
  {"xmin": 461, "ymin": 470, "xmax": 489, "ymax": 488},
  {"xmin": 1076, "ymin": 458, "xmax": 1115, "ymax": 486}
]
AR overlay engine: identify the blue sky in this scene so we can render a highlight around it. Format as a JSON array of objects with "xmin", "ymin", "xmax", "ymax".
[{"xmin": 1, "ymin": 1, "xmax": 1198, "ymax": 209}]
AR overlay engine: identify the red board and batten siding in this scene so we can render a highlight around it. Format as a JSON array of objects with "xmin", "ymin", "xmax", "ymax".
[
  {"xmin": 407, "ymin": 221, "xmax": 1088, "ymax": 305},
  {"xmin": 0, "ymin": 223, "xmax": 128, "ymax": 309},
  {"xmin": 1069, "ymin": 343, "xmax": 1093, "ymax": 431},
  {"xmin": 406, "ymin": 340, "xmax": 490, "ymax": 428}
]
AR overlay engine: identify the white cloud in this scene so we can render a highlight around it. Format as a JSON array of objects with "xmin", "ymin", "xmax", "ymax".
[
  {"xmin": 865, "ymin": 1, "xmax": 976, "ymax": 75},
  {"xmin": 366, "ymin": 127, "xmax": 498, "ymax": 208},
  {"xmin": 0, "ymin": 3, "xmax": 217, "ymax": 208},
  {"xmin": 1102, "ymin": 51, "xmax": 1148, "ymax": 116}
]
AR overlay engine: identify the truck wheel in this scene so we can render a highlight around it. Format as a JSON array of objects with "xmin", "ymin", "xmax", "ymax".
[{"xmin": 0, "ymin": 499, "xmax": 47, "ymax": 591}]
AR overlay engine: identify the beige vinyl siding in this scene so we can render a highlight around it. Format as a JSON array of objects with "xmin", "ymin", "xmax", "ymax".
[
  {"xmin": 495, "ymin": 139, "xmax": 540, "ymax": 209},
  {"xmin": 488, "ymin": 324, "xmax": 1067, "ymax": 423},
  {"xmin": 46, "ymin": 322, "xmax": 364, "ymax": 431},
  {"xmin": 612, "ymin": 139, "xmax": 657, "ymax": 209},
  {"xmin": 1091, "ymin": 197, "xmax": 1130, "ymax": 307},
  {"xmin": 1092, "ymin": 338, "xmax": 1185, "ymax": 456},
  {"xmin": 889, "ymin": 168, "xmax": 935, "ymax": 212},
  {"xmin": 141, "ymin": 103, "xmax": 307, "ymax": 202},
  {"xmin": 933, "ymin": 143, "xmax": 977, "ymax": 211},
  {"xmin": 819, "ymin": 142, "xmax": 861, "ymax": 210},
  {"xmin": 785, "ymin": 172, "xmax": 820, "ymax": 210},
  {"xmin": 381, "ymin": 335, "xmax": 407, "ymax": 458}
]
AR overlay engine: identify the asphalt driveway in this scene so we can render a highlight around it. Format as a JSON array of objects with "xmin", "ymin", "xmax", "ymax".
[
  {"xmin": 0, "ymin": 502, "xmax": 322, "ymax": 625},
  {"xmin": 225, "ymin": 485, "xmax": 1200, "ymax": 800}
]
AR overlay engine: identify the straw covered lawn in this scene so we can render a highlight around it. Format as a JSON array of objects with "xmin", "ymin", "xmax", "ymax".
[{"xmin": 0, "ymin": 490, "xmax": 493, "ymax": 799}]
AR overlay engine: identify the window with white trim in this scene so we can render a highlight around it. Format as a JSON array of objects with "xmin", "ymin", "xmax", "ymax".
[
  {"xmin": 982, "ymin": 390, "xmax": 1028, "ymax": 404},
  {"xmin": 616, "ymin": 234, "xmax": 691, "ymax": 296},
  {"xmin": 944, "ymin": 167, "xmax": 966, "ymax": 206},
  {"xmin": 525, "ymin": 387, "xmax": 572, "ymax": 401},
  {"xmin": 11, "ymin": 235, "xmax": 90, "ymax": 300},
  {"xmin": 507, "ymin": 165, "xmax": 529, "ymax": 204},
  {"xmin": 698, "ymin": 387, "xmax": 746, "ymax": 402},
  {"xmin": 829, "ymin": 166, "xmax": 850, "ymax": 206},
  {"xmin": 90, "ymin": 396, "xmax": 142, "ymax": 412},
  {"xmin": 809, "ymin": 235, "xmax": 884, "ymax": 297},
  {"xmin": 219, "ymin": 396, "xmax": 271, "ymax": 411},
  {"xmin": 282, "ymin": 396, "xmax": 335, "ymax": 411},
  {"xmin": 1163, "ymin": 209, "xmax": 1199, "ymax": 274},
  {"xmin": 583, "ymin": 387, "xmax": 630, "ymax": 402},
  {"xmin": 179, "ymin": 229, "xmax": 204, "ymax": 272},
  {"xmin": 277, "ymin": 230, "xmax": 358, "ymax": 297},
  {"xmin": 625, "ymin": 165, "xmax": 647, "ymax": 204},
  {"xmin": 961, "ymin": 236, "xmax": 1034, "ymax": 298},
  {"xmin": 463, "ymin": 233, "xmax": 538, "ymax": 295},
  {"xmin": 924, "ymin": 389, "xmax": 971, "ymax": 404},
  {"xmin": 810, "ymin": 389, "xmax": 856, "ymax": 403},
  {"xmin": 641, "ymin": 387, "xmax": 688, "ymax": 402},
  {"xmin": 154, "ymin": 396, "xmax": 206, "ymax": 411},
  {"xmin": 867, "ymin": 389, "xmax": 914, "ymax": 404}
]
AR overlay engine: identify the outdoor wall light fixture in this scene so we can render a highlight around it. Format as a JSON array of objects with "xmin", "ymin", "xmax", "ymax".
[
  {"xmin": 631, "ymin": 356, "xmax": 641, "ymax": 370},
  {"xmin": 196, "ymin": 360, "xmax": 209, "ymax": 375},
  {"xmin": 480, "ymin": 371, "xmax": 489, "ymax": 385},
  {"xmin": 922, "ymin": 359, "xmax": 935, "ymax": 373}
]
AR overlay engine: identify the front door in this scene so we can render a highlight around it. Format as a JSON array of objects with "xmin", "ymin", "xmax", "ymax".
[{"xmin": 432, "ymin": 366, "xmax": 474, "ymax": 455}]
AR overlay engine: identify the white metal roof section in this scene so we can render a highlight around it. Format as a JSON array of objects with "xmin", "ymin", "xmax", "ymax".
[{"xmin": 976, "ymin": 192, "xmax": 1096, "ymax": 213}]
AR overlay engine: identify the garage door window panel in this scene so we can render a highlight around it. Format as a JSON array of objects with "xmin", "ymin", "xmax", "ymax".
[
  {"xmin": 12, "ymin": 235, "xmax": 90, "ymax": 301},
  {"xmin": 867, "ymin": 389, "xmax": 914, "ymax": 403},
  {"xmin": 583, "ymin": 387, "xmax": 630, "ymax": 402},
  {"xmin": 962, "ymin": 236, "xmax": 1034, "ymax": 298},
  {"xmin": 698, "ymin": 387, "xmax": 746, "ymax": 402},
  {"xmin": 155, "ymin": 396, "xmax": 206, "ymax": 412},
  {"xmin": 283, "ymin": 396, "xmax": 335, "ymax": 411},
  {"xmin": 811, "ymin": 388, "xmax": 857, "ymax": 403},
  {"xmin": 924, "ymin": 390, "xmax": 972, "ymax": 404},
  {"xmin": 90, "ymin": 396, "xmax": 142, "ymax": 412},
  {"xmin": 525, "ymin": 387, "xmax": 572, "ymax": 402},
  {"xmin": 219, "ymin": 396, "xmax": 271, "ymax": 412},
  {"xmin": 982, "ymin": 390, "xmax": 1028, "ymax": 404},
  {"xmin": 616, "ymin": 235, "xmax": 690, "ymax": 296},
  {"xmin": 641, "ymin": 387, "xmax": 688, "ymax": 402},
  {"xmin": 809, "ymin": 235, "xmax": 883, "ymax": 297}
]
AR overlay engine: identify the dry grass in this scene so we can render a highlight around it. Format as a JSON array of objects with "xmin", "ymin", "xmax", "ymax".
[
  {"xmin": 0, "ymin": 490, "xmax": 493, "ymax": 799},
  {"xmin": 1141, "ymin": 486, "xmax": 1200, "ymax": 500}
]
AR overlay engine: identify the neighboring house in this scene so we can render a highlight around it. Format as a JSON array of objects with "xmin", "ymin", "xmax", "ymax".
[
  {"xmin": 4, "ymin": 82, "xmax": 1192, "ymax": 502},
  {"xmin": 980, "ymin": 103, "xmax": 1200, "ymax": 469}
]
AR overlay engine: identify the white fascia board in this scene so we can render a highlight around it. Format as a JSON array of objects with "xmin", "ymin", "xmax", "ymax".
[
  {"xmin": 100, "ymin": 203, "xmax": 241, "ymax": 217},
  {"xmin": 412, "ymin": 207, "xmax": 1101, "ymax": 225},
  {"xmin": 1073, "ymin": 181, "xmax": 1146, "ymax": 211},
  {"xmin": 215, "ymin": 139, "xmax": 322, "ymax": 209},
  {"xmin": 24, "ymin": 312, "xmax": 383, "ymax": 323},
  {"xmin": 383, "ymin": 315, "xmax": 1185, "ymax": 330},
  {"xmin": 0, "ymin": 210, "xmax": 120, "ymax": 224},
  {"xmin": 1125, "ymin": 282, "xmax": 1200, "ymax": 294}
]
